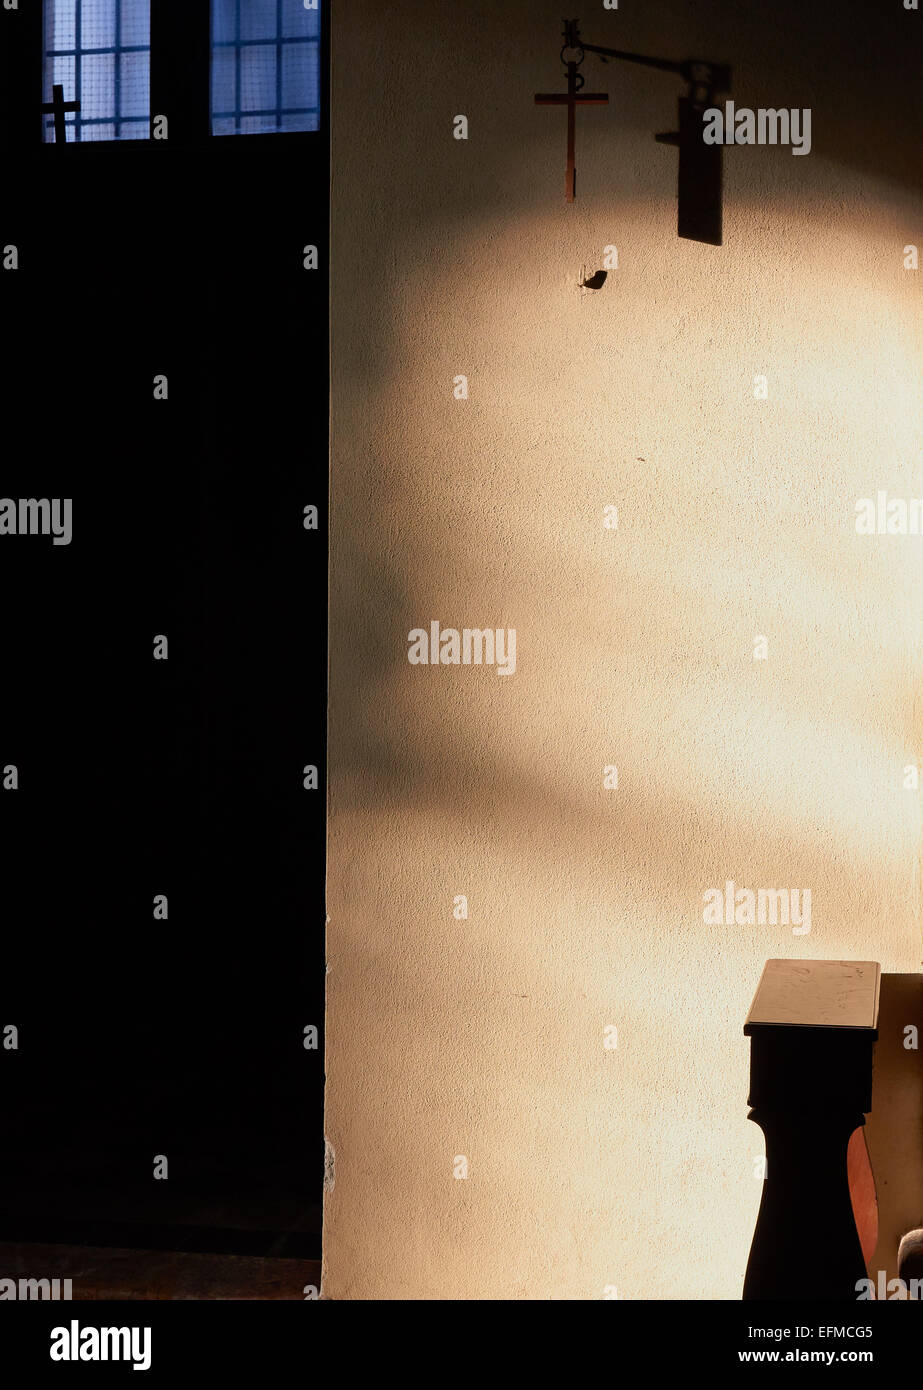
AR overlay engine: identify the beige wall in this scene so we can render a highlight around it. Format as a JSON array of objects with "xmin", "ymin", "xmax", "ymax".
[{"xmin": 325, "ymin": 0, "xmax": 922, "ymax": 1299}]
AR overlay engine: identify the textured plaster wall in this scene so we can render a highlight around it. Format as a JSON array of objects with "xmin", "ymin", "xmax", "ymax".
[{"xmin": 325, "ymin": 0, "xmax": 922, "ymax": 1299}]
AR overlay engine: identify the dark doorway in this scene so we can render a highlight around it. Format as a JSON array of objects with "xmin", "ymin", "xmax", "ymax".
[{"xmin": 0, "ymin": 0, "xmax": 328, "ymax": 1274}]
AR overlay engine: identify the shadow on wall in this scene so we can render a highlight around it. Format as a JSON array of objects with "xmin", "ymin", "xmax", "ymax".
[
  {"xmin": 327, "ymin": 0, "xmax": 923, "ymax": 1298},
  {"xmin": 330, "ymin": 0, "xmax": 923, "ymax": 917}
]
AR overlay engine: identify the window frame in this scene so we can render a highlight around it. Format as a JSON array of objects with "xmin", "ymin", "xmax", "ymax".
[
  {"xmin": 211, "ymin": 1, "xmax": 323, "ymax": 139},
  {"xmin": 20, "ymin": 0, "xmax": 326, "ymax": 150},
  {"xmin": 42, "ymin": 0, "xmax": 153, "ymax": 144}
]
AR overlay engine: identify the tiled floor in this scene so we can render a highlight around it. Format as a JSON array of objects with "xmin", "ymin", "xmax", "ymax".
[{"xmin": 0, "ymin": 1243, "xmax": 322, "ymax": 1301}]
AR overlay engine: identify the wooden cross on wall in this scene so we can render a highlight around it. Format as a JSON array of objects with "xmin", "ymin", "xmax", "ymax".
[
  {"xmin": 534, "ymin": 19, "xmax": 731, "ymax": 243},
  {"xmin": 42, "ymin": 84, "xmax": 80, "ymax": 144},
  {"xmin": 534, "ymin": 60, "xmax": 608, "ymax": 203}
]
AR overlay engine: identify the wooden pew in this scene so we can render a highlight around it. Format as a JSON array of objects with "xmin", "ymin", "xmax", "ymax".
[{"xmin": 743, "ymin": 959, "xmax": 880, "ymax": 1300}]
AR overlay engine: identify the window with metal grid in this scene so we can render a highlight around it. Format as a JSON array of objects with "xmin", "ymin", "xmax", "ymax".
[
  {"xmin": 211, "ymin": 1, "xmax": 321, "ymax": 136},
  {"xmin": 43, "ymin": 0, "xmax": 151, "ymax": 143}
]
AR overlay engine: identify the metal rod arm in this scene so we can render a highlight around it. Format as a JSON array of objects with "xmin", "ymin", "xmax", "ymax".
[
  {"xmin": 565, "ymin": 21, "xmax": 731, "ymax": 95},
  {"xmin": 578, "ymin": 42, "xmax": 684, "ymax": 78}
]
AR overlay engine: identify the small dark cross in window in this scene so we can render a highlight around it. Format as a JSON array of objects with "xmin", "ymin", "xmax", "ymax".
[{"xmin": 42, "ymin": 84, "xmax": 80, "ymax": 144}]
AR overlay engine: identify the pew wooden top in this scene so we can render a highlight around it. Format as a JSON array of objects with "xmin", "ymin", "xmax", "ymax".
[{"xmin": 744, "ymin": 959, "xmax": 880, "ymax": 1033}]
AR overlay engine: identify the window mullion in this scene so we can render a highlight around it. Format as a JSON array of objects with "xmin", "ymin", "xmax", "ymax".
[{"xmin": 150, "ymin": 0, "xmax": 211, "ymax": 144}]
